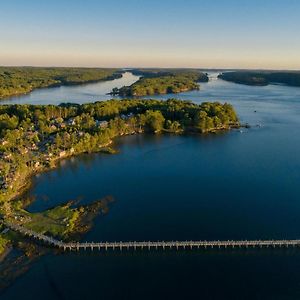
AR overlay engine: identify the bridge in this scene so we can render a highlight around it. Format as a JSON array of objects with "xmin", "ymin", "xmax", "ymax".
[{"xmin": 3, "ymin": 220, "xmax": 300, "ymax": 252}]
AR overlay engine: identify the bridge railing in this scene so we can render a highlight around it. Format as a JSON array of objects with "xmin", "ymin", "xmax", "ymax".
[{"xmin": 2, "ymin": 219, "xmax": 300, "ymax": 251}]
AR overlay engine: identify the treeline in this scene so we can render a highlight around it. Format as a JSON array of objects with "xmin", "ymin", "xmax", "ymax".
[
  {"xmin": 130, "ymin": 68, "xmax": 209, "ymax": 81},
  {"xmin": 111, "ymin": 70, "xmax": 209, "ymax": 96},
  {"xmin": 218, "ymin": 71, "xmax": 300, "ymax": 87},
  {"xmin": 0, "ymin": 99, "xmax": 239, "ymax": 202},
  {"xmin": 0, "ymin": 67, "xmax": 122, "ymax": 99}
]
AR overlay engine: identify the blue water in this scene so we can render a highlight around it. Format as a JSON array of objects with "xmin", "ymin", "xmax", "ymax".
[{"xmin": 2, "ymin": 73, "xmax": 300, "ymax": 299}]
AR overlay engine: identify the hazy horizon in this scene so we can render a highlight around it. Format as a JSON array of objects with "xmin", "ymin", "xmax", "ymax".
[
  {"xmin": 1, "ymin": 0, "xmax": 300, "ymax": 69},
  {"xmin": 1, "ymin": 65, "xmax": 300, "ymax": 72}
]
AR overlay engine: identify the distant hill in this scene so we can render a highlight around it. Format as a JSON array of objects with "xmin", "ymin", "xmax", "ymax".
[{"xmin": 218, "ymin": 71, "xmax": 300, "ymax": 87}]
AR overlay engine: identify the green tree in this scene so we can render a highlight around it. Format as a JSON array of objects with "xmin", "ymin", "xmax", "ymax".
[{"xmin": 144, "ymin": 110, "xmax": 165, "ymax": 133}]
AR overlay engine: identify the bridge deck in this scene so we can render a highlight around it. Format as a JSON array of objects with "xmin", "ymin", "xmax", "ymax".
[{"xmin": 2, "ymin": 220, "xmax": 300, "ymax": 251}]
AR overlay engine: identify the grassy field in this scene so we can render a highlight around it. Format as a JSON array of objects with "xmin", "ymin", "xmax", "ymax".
[{"xmin": 22, "ymin": 203, "xmax": 81, "ymax": 237}]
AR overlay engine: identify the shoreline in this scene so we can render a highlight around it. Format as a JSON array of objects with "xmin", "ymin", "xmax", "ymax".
[
  {"xmin": 4, "ymin": 124, "xmax": 240, "ymax": 205},
  {"xmin": 0, "ymin": 123, "xmax": 240, "ymax": 275},
  {"xmin": 0, "ymin": 99, "xmax": 240, "ymax": 256},
  {"xmin": 0, "ymin": 72, "xmax": 123, "ymax": 101},
  {"xmin": 108, "ymin": 86, "xmax": 200, "ymax": 97},
  {"xmin": 4, "ymin": 139, "xmax": 114, "ymax": 204},
  {"xmin": 0, "ymin": 245, "xmax": 12, "ymax": 263}
]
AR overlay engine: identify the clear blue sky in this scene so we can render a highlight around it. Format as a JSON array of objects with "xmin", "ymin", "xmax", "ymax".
[{"xmin": 1, "ymin": 0, "xmax": 300, "ymax": 69}]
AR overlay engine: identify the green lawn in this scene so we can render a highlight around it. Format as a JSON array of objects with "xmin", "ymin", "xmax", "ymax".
[{"xmin": 23, "ymin": 203, "xmax": 81, "ymax": 238}]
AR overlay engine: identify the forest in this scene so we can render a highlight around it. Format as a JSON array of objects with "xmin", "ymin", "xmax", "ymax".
[
  {"xmin": 218, "ymin": 71, "xmax": 300, "ymax": 86},
  {"xmin": 111, "ymin": 70, "xmax": 209, "ymax": 96},
  {"xmin": 0, "ymin": 67, "xmax": 122, "ymax": 99}
]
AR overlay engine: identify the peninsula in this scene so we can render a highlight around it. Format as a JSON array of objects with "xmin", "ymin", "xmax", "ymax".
[
  {"xmin": 0, "ymin": 98, "xmax": 239, "ymax": 255},
  {"xmin": 0, "ymin": 67, "xmax": 122, "ymax": 99},
  {"xmin": 218, "ymin": 71, "xmax": 300, "ymax": 87},
  {"xmin": 110, "ymin": 70, "xmax": 209, "ymax": 96}
]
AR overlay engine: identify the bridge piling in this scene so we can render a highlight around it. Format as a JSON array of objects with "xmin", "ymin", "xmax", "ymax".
[{"xmin": 3, "ymin": 220, "xmax": 300, "ymax": 253}]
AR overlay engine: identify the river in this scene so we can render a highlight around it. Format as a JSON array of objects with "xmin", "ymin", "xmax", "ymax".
[
  {"xmin": 2, "ymin": 73, "xmax": 300, "ymax": 299},
  {"xmin": 0, "ymin": 72, "xmax": 140, "ymax": 105}
]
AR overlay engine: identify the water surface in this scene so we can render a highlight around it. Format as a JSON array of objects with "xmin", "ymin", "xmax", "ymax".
[
  {"xmin": 0, "ymin": 72, "xmax": 139, "ymax": 105},
  {"xmin": 2, "ymin": 74, "xmax": 300, "ymax": 299}
]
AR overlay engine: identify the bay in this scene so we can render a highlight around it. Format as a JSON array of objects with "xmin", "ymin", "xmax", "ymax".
[{"xmin": 2, "ymin": 73, "xmax": 300, "ymax": 299}]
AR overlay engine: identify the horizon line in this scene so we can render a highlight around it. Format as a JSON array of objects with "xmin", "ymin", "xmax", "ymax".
[{"xmin": 0, "ymin": 65, "xmax": 300, "ymax": 72}]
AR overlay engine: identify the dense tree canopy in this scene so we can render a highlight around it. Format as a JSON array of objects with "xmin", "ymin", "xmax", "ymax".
[
  {"xmin": 0, "ymin": 67, "xmax": 122, "ymax": 99},
  {"xmin": 111, "ymin": 70, "xmax": 209, "ymax": 96},
  {"xmin": 219, "ymin": 71, "xmax": 300, "ymax": 87},
  {"xmin": 0, "ymin": 99, "xmax": 239, "ymax": 202},
  {"xmin": 130, "ymin": 68, "xmax": 209, "ymax": 81}
]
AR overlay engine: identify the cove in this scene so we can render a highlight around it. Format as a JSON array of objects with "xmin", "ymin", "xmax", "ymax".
[{"xmin": 3, "ymin": 74, "xmax": 300, "ymax": 299}]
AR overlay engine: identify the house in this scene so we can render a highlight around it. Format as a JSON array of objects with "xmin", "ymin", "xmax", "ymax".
[
  {"xmin": 0, "ymin": 139, "xmax": 8, "ymax": 146},
  {"xmin": 96, "ymin": 120, "xmax": 108, "ymax": 128},
  {"xmin": 20, "ymin": 148, "xmax": 28, "ymax": 155},
  {"xmin": 120, "ymin": 113, "xmax": 134, "ymax": 120},
  {"xmin": 3, "ymin": 153, "xmax": 12, "ymax": 161},
  {"xmin": 66, "ymin": 118, "xmax": 76, "ymax": 126},
  {"xmin": 59, "ymin": 151, "xmax": 67, "ymax": 158},
  {"xmin": 29, "ymin": 143, "xmax": 38, "ymax": 151}
]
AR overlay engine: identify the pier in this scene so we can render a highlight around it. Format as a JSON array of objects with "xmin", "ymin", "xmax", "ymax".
[{"xmin": 2, "ymin": 220, "xmax": 300, "ymax": 252}]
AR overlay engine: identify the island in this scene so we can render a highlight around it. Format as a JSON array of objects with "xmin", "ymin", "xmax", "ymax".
[
  {"xmin": 218, "ymin": 71, "xmax": 300, "ymax": 87},
  {"xmin": 0, "ymin": 98, "xmax": 239, "ymax": 260},
  {"xmin": 0, "ymin": 67, "xmax": 123, "ymax": 99},
  {"xmin": 110, "ymin": 70, "xmax": 209, "ymax": 96}
]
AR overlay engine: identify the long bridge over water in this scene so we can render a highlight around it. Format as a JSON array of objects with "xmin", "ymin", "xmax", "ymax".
[{"xmin": 2, "ymin": 220, "xmax": 300, "ymax": 252}]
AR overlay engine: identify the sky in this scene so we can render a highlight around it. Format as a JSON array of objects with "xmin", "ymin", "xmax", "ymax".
[{"xmin": 0, "ymin": 0, "xmax": 300, "ymax": 69}]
